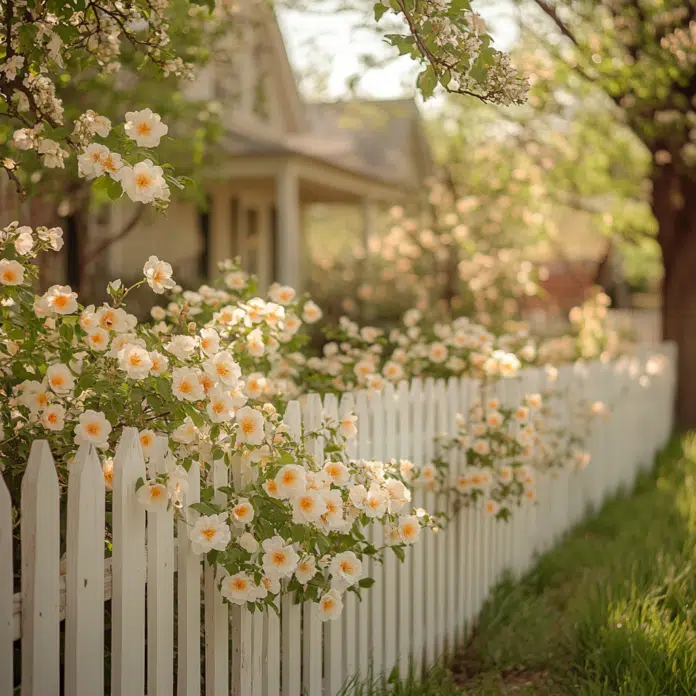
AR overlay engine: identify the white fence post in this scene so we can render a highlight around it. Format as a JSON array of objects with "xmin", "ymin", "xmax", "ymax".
[
  {"xmin": 0, "ymin": 472, "xmax": 14, "ymax": 695},
  {"xmin": 65, "ymin": 443, "xmax": 105, "ymax": 696},
  {"xmin": 20, "ymin": 441, "xmax": 60, "ymax": 696},
  {"xmin": 112, "ymin": 428, "xmax": 147, "ymax": 696},
  {"xmin": 281, "ymin": 401, "xmax": 302, "ymax": 696}
]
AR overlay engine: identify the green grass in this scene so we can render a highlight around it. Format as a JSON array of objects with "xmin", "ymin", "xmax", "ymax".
[{"xmin": 346, "ymin": 434, "xmax": 696, "ymax": 695}]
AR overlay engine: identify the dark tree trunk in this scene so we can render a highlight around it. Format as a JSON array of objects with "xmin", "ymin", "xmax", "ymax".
[{"xmin": 652, "ymin": 166, "xmax": 696, "ymax": 429}]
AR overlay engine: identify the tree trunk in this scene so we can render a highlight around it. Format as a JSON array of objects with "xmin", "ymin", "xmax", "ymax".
[{"xmin": 653, "ymin": 166, "xmax": 696, "ymax": 429}]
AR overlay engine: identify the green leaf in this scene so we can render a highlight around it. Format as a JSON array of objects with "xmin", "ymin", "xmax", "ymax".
[
  {"xmin": 92, "ymin": 176, "xmax": 122, "ymax": 201},
  {"xmin": 374, "ymin": 2, "xmax": 389, "ymax": 22},
  {"xmin": 417, "ymin": 66, "xmax": 439, "ymax": 100},
  {"xmin": 189, "ymin": 502, "xmax": 218, "ymax": 516},
  {"xmin": 358, "ymin": 577, "xmax": 375, "ymax": 588}
]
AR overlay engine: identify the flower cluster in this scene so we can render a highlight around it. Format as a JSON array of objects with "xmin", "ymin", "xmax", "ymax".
[
  {"xmin": 421, "ymin": 392, "xmax": 541, "ymax": 521},
  {"xmin": 374, "ymin": 1, "xmax": 528, "ymax": 105},
  {"xmin": 0, "ymin": 223, "xmax": 430, "ymax": 619},
  {"xmin": 14, "ymin": 109, "xmax": 174, "ymax": 207}
]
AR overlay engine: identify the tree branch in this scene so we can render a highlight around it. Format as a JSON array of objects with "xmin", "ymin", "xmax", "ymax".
[
  {"xmin": 531, "ymin": 0, "xmax": 579, "ymax": 47},
  {"xmin": 82, "ymin": 206, "xmax": 146, "ymax": 266}
]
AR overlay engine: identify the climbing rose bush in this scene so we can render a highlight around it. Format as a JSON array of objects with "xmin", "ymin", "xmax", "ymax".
[{"xmin": 0, "ymin": 222, "xmax": 433, "ymax": 618}]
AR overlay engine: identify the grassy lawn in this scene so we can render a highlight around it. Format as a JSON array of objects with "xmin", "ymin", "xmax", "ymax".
[{"xmin": 347, "ymin": 433, "xmax": 696, "ymax": 695}]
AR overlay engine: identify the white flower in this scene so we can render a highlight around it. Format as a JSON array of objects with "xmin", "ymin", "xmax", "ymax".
[
  {"xmin": 166, "ymin": 465, "xmax": 189, "ymax": 506},
  {"xmin": 220, "ymin": 572, "xmax": 256, "ymax": 605},
  {"xmin": 295, "ymin": 556, "xmax": 317, "ymax": 584},
  {"xmin": 398, "ymin": 515, "xmax": 421, "ymax": 544},
  {"xmin": 138, "ymin": 430, "xmax": 158, "ymax": 459},
  {"xmin": 166, "ymin": 335, "xmax": 198, "ymax": 360},
  {"xmin": 85, "ymin": 327, "xmax": 110, "ymax": 352},
  {"xmin": 189, "ymin": 514, "xmax": 231, "ymax": 554},
  {"xmin": 118, "ymin": 343, "xmax": 153, "ymax": 379},
  {"xmin": 225, "ymin": 270, "xmax": 248, "ymax": 289},
  {"xmin": 364, "ymin": 483, "xmax": 388, "ymax": 518},
  {"xmin": 261, "ymin": 536, "xmax": 299, "ymax": 580},
  {"xmin": 14, "ymin": 229, "xmax": 33, "ymax": 255},
  {"xmin": 292, "ymin": 489, "xmax": 328, "ymax": 524},
  {"xmin": 245, "ymin": 372, "xmax": 267, "ymax": 399},
  {"xmin": 37, "ymin": 226, "xmax": 64, "ymax": 251},
  {"xmin": 429, "ymin": 342, "xmax": 448, "ymax": 363},
  {"xmin": 203, "ymin": 351, "xmax": 241, "ymax": 387},
  {"xmin": 269, "ymin": 283, "xmax": 296, "ymax": 305},
  {"xmin": 525, "ymin": 393, "xmax": 542, "ymax": 409},
  {"xmin": 137, "ymin": 482, "xmax": 169, "ymax": 512},
  {"xmin": 37, "ymin": 139, "xmax": 68, "ymax": 168},
  {"xmin": 74, "ymin": 410, "xmax": 112, "ymax": 448},
  {"xmin": 124, "ymin": 108, "xmax": 169, "ymax": 147},
  {"xmin": 231, "ymin": 497, "xmax": 255, "ymax": 526},
  {"xmin": 199, "ymin": 328, "xmax": 220, "ymax": 357},
  {"xmin": 149, "ymin": 351, "xmax": 169, "ymax": 376},
  {"xmin": 322, "ymin": 489, "xmax": 345, "ymax": 530},
  {"xmin": 206, "ymin": 387, "xmax": 235, "ymax": 423},
  {"xmin": 43, "ymin": 285, "xmax": 78, "ymax": 315},
  {"xmin": 40, "ymin": 403, "xmax": 66, "ymax": 431},
  {"xmin": 246, "ymin": 328, "xmax": 265, "ymax": 357},
  {"xmin": 172, "ymin": 418, "xmax": 197, "ymax": 445},
  {"xmin": 172, "ymin": 367, "xmax": 205, "ymax": 402},
  {"xmin": 143, "ymin": 256, "xmax": 175, "ymax": 294},
  {"xmin": 323, "ymin": 460, "xmax": 350, "ymax": 487},
  {"xmin": 329, "ymin": 551, "xmax": 363, "ymax": 590},
  {"xmin": 235, "ymin": 406, "xmax": 265, "ymax": 445},
  {"xmin": 302, "ymin": 301, "xmax": 323, "ymax": 324},
  {"xmin": 0, "ymin": 259, "xmax": 24, "ymax": 285},
  {"xmin": 274, "ymin": 464, "xmax": 307, "ymax": 499},
  {"xmin": 46, "ymin": 363, "xmax": 75, "ymax": 395},
  {"xmin": 77, "ymin": 143, "xmax": 111, "ymax": 179},
  {"xmin": 103, "ymin": 459, "xmax": 114, "ymax": 491},
  {"xmin": 385, "ymin": 478, "xmax": 411, "ymax": 513},
  {"xmin": 348, "ymin": 484, "xmax": 368, "ymax": 509},
  {"xmin": 339, "ymin": 413, "xmax": 357, "ymax": 438},
  {"xmin": 238, "ymin": 532, "xmax": 259, "ymax": 553},
  {"xmin": 120, "ymin": 160, "xmax": 169, "ymax": 204},
  {"xmin": 316, "ymin": 589, "xmax": 343, "ymax": 621}
]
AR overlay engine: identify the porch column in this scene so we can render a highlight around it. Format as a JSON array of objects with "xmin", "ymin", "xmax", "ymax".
[
  {"xmin": 276, "ymin": 163, "xmax": 301, "ymax": 289},
  {"xmin": 361, "ymin": 198, "xmax": 376, "ymax": 252}
]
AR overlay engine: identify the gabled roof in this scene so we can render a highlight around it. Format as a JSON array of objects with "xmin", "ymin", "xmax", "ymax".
[
  {"xmin": 298, "ymin": 99, "xmax": 434, "ymax": 189},
  {"xmin": 221, "ymin": 98, "xmax": 434, "ymax": 190}
]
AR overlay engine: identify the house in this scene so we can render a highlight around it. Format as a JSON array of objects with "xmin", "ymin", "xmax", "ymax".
[{"xmin": 80, "ymin": 6, "xmax": 432, "ymax": 296}]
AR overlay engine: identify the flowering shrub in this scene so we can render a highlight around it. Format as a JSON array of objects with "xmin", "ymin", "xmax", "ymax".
[
  {"xmin": 417, "ymin": 393, "xmax": 541, "ymax": 521},
  {"xmin": 0, "ymin": 223, "xmax": 432, "ymax": 618}
]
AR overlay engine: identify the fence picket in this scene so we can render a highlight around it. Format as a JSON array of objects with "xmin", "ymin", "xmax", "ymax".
[
  {"xmin": 409, "ymin": 378, "xmax": 425, "ymax": 676},
  {"xmin": 355, "ymin": 390, "xmax": 371, "ymax": 679},
  {"xmin": 0, "ymin": 473, "xmax": 12, "ymax": 695},
  {"xmin": 422, "ymin": 378, "xmax": 437, "ymax": 668},
  {"xmin": 340, "ymin": 392, "xmax": 359, "ymax": 682},
  {"xmin": 382, "ymin": 383, "xmax": 398, "ymax": 678},
  {"xmin": 445, "ymin": 376, "xmax": 460, "ymax": 651},
  {"xmin": 20, "ymin": 441, "xmax": 60, "ymax": 696},
  {"xmin": 65, "ymin": 443, "xmax": 105, "ymax": 696},
  {"xmin": 396, "ymin": 380, "xmax": 412, "ymax": 679},
  {"xmin": 281, "ymin": 401, "xmax": 302, "ymax": 696},
  {"xmin": 205, "ymin": 454, "xmax": 229, "ymax": 696},
  {"xmin": 147, "ymin": 438, "xmax": 175, "ymax": 696},
  {"xmin": 434, "ymin": 379, "xmax": 448, "ymax": 656},
  {"xmin": 302, "ymin": 393, "xmax": 324, "ymax": 695},
  {"xmin": 177, "ymin": 457, "xmax": 201, "ymax": 696},
  {"xmin": 112, "ymin": 428, "xmax": 147, "ymax": 696},
  {"xmin": 323, "ymin": 392, "xmax": 345, "ymax": 695},
  {"xmin": 368, "ymin": 388, "xmax": 385, "ymax": 681}
]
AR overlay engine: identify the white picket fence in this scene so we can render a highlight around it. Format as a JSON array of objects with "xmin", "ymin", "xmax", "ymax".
[{"xmin": 1, "ymin": 343, "xmax": 677, "ymax": 696}]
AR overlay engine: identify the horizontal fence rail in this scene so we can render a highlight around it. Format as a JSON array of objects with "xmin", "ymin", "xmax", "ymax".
[{"xmin": 1, "ymin": 343, "xmax": 677, "ymax": 696}]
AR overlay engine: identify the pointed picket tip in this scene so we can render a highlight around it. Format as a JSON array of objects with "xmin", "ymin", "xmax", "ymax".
[
  {"xmin": 338, "ymin": 391, "xmax": 354, "ymax": 414},
  {"xmin": 70, "ymin": 442, "xmax": 103, "ymax": 484},
  {"xmin": 22, "ymin": 440, "xmax": 56, "ymax": 489},
  {"xmin": 323, "ymin": 392, "xmax": 339, "ymax": 420},
  {"xmin": 283, "ymin": 400, "xmax": 302, "ymax": 441}
]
